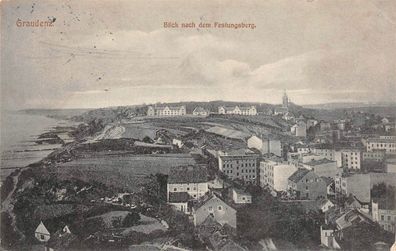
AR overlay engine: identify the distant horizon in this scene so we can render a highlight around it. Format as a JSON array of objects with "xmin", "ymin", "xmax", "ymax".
[{"xmin": 12, "ymin": 99, "xmax": 396, "ymax": 111}]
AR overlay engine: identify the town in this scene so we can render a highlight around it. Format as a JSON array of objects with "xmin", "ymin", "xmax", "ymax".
[{"xmin": 1, "ymin": 92, "xmax": 396, "ymax": 251}]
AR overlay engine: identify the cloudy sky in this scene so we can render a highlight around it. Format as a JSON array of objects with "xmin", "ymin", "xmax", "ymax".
[{"xmin": 1, "ymin": 0, "xmax": 395, "ymax": 109}]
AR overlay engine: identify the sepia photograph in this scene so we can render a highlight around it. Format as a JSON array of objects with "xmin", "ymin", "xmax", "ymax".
[{"xmin": 1, "ymin": 0, "xmax": 396, "ymax": 250}]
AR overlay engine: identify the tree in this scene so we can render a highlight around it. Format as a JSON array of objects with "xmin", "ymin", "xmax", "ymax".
[
  {"xmin": 142, "ymin": 136, "xmax": 153, "ymax": 143},
  {"xmin": 122, "ymin": 212, "xmax": 141, "ymax": 227}
]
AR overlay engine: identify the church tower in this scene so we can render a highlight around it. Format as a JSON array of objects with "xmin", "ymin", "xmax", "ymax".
[{"xmin": 282, "ymin": 90, "xmax": 289, "ymax": 108}]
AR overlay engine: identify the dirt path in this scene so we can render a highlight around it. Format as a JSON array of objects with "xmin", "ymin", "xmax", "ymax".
[{"xmin": 1, "ymin": 168, "xmax": 25, "ymax": 240}]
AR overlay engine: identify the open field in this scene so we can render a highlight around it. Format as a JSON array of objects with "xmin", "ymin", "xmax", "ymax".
[{"xmin": 51, "ymin": 153, "xmax": 196, "ymax": 192}]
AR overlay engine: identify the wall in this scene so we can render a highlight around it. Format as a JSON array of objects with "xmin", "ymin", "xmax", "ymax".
[
  {"xmin": 167, "ymin": 182, "xmax": 208, "ymax": 200},
  {"xmin": 273, "ymin": 164, "xmax": 298, "ymax": 192},
  {"xmin": 295, "ymin": 172, "xmax": 327, "ymax": 200}
]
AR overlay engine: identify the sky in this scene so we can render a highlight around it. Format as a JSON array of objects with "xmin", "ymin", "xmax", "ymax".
[{"xmin": 1, "ymin": 0, "xmax": 396, "ymax": 110}]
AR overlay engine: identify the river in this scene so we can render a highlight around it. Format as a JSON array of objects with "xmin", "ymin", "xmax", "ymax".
[{"xmin": 0, "ymin": 111, "xmax": 73, "ymax": 181}]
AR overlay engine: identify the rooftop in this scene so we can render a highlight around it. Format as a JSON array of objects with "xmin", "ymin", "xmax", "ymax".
[
  {"xmin": 151, "ymin": 105, "xmax": 185, "ymax": 111},
  {"xmin": 193, "ymin": 106, "xmax": 209, "ymax": 113},
  {"xmin": 304, "ymin": 158, "xmax": 335, "ymax": 166},
  {"xmin": 168, "ymin": 192, "xmax": 191, "ymax": 203},
  {"xmin": 367, "ymin": 138, "xmax": 396, "ymax": 143},
  {"xmin": 288, "ymin": 168, "xmax": 310, "ymax": 183},
  {"xmin": 232, "ymin": 188, "xmax": 251, "ymax": 197},
  {"xmin": 168, "ymin": 165, "xmax": 209, "ymax": 184},
  {"xmin": 218, "ymin": 148, "xmax": 256, "ymax": 157}
]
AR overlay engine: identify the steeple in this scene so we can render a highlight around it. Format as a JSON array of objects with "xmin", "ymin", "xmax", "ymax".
[{"xmin": 282, "ymin": 89, "xmax": 289, "ymax": 108}]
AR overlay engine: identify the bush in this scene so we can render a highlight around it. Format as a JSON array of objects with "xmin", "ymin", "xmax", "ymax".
[
  {"xmin": 122, "ymin": 212, "xmax": 141, "ymax": 227},
  {"xmin": 1, "ymin": 212, "xmax": 21, "ymax": 249},
  {"xmin": 1, "ymin": 175, "xmax": 15, "ymax": 202}
]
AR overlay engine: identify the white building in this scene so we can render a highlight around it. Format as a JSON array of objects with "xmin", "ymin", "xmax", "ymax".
[
  {"xmin": 172, "ymin": 138, "xmax": 184, "ymax": 148},
  {"xmin": 232, "ymin": 188, "xmax": 252, "ymax": 204},
  {"xmin": 218, "ymin": 149, "xmax": 259, "ymax": 183},
  {"xmin": 218, "ymin": 105, "xmax": 257, "ymax": 116},
  {"xmin": 147, "ymin": 105, "xmax": 186, "ymax": 116},
  {"xmin": 247, "ymin": 135, "xmax": 282, "ymax": 157},
  {"xmin": 35, "ymin": 221, "xmax": 51, "ymax": 242},
  {"xmin": 192, "ymin": 106, "xmax": 209, "ymax": 116},
  {"xmin": 312, "ymin": 147, "xmax": 336, "ymax": 161},
  {"xmin": 167, "ymin": 165, "xmax": 209, "ymax": 205},
  {"xmin": 259, "ymin": 159, "xmax": 297, "ymax": 192},
  {"xmin": 366, "ymin": 137, "xmax": 396, "ymax": 153},
  {"xmin": 292, "ymin": 121, "xmax": 307, "ymax": 137},
  {"xmin": 336, "ymin": 149, "xmax": 362, "ymax": 170}
]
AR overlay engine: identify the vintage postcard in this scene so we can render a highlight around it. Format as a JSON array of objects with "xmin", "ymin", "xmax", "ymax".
[{"xmin": 1, "ymin": 0, "xmax": 396, "ymax": 250}]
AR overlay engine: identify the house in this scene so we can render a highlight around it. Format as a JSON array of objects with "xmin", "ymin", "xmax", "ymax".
[
  {"xmin": 362, "ymin": 150, "xmax": 385, "ymax": 162},
  {"xmin": 193, "ymin": 194, "xmax": 237, "ymax": 229},
  {"xmin": 372, "ymin": 199, "xmax": 396, "ymax": 233},
  {"xmin": 335, "ymin": 149, "xmax": 362, "ymax": 170},
  {"xmin": 317, "ymin": 198, "xmax": 335, "ymax": 213},
  {"xmin": 312, "ymin": 146, "xmax": 336, "ymax": 161},
  {"xmin": 282, "ymin": 112, "xmax": 295, "ymax": 121},
  {"xmin": 322, "ymin": 209, "xmax": 394, "ymax": 250},
  {"xmin": 344, "ymin": 195, "xmax": 370, "ymax": 214},
  {"xmin": 45, "ymin": 226, "xmax": 77, "ymax": 251},
  {"xmin": 287, "ymin": 168, "xmax": 327, "ymax": 200},
  {"xmin": 35, "ymin": 221, "xmax": 52, "ymax": 242},
  {"xmin": 167, "ymin": 165, "xmax": 209, "ymax": 203},
  {"xmin": 335, "ymin": 173, "xmax": 396, "ymax": 203},
  {"xmin": 264, "ymin": 107, "xmax": 274, "ymax": 116},
  {"xmin": 147, "ymin": 105, "xmax": 186, "ymax": 116},
  {"xmin": 232, "ymin": 188, "xmax": 252, "ymax": 204},
  {"xmin": 382, "ymin": 117, "xmax": 391, "ymax": 124},
  {"xmin": 218, "ymin": 149, "xmax": 259, "ymax": 183},
  {"xmin": 172, "ymin": 138, "xmax": 183, "ymax": 148},
  {"xmin": 366, "ymin": 137, "xmax": 396, "ymax": 153},
  {"xmin": 274, "ymin": 106, "xmax": 288, "ymax": 115},
  {"xmin": 193, "ymin": 106, "xmax": 210, "ymax": 116},
  {"xmin": 321, "ymin": 176, "xmax": 335, "ymax": 196},
  {"xmin": 247, "ymin": 135, "xmax": 282, "ymax": 157},
  {"xmin": 306, "ymin": 119, "xmax": 318, "ymax": 129},
  {"xmin": 320, "ymin": 225, "xmax": 341, "ymax": 249},
  {"xmin": 302, "ymin": 158, "xmax": 339, "ymax": 178},
  {"xmin": 35, "ymin": 221, "xmax": 72, "ymax": 243},
  {"xmin": 218, "ymin": 106, "xmax": 257, "ymax": 116},
  {"xmin": 319, "ymin": 121, "xmax": 332, "ymax": 131},
  {"xmin": 384, "ymin": 122, "xmax": 396, "ymax": 132},
  {"xmin": 259, "ymin": 159, "xmax": 297, "ymax": 192},
  {"xmin": 293, "ymin": 121, "xmax": 307, "ymax": 138},
  {"xmin": 168, "ymin": 192, "xmax": 191, "ymax": 214}
]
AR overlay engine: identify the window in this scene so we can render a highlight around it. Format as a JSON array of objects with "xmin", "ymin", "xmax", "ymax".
[
  {"xmin": 41, "ymin": 235, "xmax": 45, "ymax": 240},
  {"xmin": 218, "ymin": 206, "xmax": 223, "ymax": 210},
  {"xmin": 208, "ymin": 206, "xmax": 213, "ymax": 211},
  {"xmin": 174, "ymin": 188, "xmax": 177, "ymax": 191},
  {"xmin": 381, "ymin": 215, "xmax": 384, "ymax": 221},
  {"xmin": 187, "ymin": 187, "xmax": 190, "ymax": 191}
]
